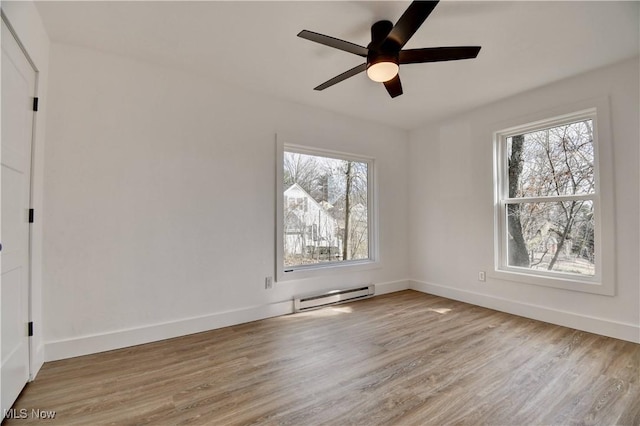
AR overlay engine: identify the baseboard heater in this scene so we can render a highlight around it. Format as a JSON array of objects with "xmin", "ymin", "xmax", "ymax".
[{"xmin": 293, "ymin": 285, "xmax": 375, "ymax": 312}]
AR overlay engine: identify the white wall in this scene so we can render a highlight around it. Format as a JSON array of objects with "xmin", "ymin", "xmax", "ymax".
[
  {"xmin": 1, "ymin": 1, "xmax": 50, "ymax": 377},
  {"xmin": 42, "ymin": 43, "xmax": 410, "ymax": 360},
  {"xmin": 408, "ymin": 58, "xmax": 640, "ymax": 343}
]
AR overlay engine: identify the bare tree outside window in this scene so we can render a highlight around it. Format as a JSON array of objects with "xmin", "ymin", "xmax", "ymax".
[
  {"xmin": 505, "ymin": 119, "xmax": 596, "ymax": 276},
  {"xmin": 283, "ymin": 151, "xmax": 369, "ymax": 268}
]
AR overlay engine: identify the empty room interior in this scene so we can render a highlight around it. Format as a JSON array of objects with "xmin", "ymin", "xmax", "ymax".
[{"xmin": 1, "ymin": 0, "xmax": 639, "ymax": 424}]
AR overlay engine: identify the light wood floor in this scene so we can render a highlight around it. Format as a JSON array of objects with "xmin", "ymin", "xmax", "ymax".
[{"xmin": 5, "ymin": 290, "xmax": 640, "ymax": 425}]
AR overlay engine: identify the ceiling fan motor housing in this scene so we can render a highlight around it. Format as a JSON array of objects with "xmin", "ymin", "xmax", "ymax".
[
  {"xmin": 370, "ymin": 20, "xmax": 394, "ymax": 47},
  {"xmin": 367, "ymin": 20, "xmax": 399, "ymax": 72}
]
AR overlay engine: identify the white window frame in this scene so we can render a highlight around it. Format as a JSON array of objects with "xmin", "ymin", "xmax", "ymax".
[
  {"xmin": 276, "ymin": 138, "xmax": 378, "ymax": 282},
  {"xmin": 492, "ymin": 99, "xmax": 615, "ymax": 295}
]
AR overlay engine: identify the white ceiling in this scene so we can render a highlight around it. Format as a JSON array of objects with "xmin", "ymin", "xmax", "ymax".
[{"xmin": 35, "ymin": 1, "xmax": 639, "ymax": 130}]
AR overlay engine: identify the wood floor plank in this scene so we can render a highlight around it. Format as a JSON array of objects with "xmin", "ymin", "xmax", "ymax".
[{"xmin": 4, "ymin": 290, "xmax": 639, "ymax": 425}]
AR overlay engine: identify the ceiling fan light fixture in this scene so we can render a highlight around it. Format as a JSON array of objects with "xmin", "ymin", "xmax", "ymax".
[{"xmin": 366, "ymin": 61, "xmax": 399, "ymax": 82}]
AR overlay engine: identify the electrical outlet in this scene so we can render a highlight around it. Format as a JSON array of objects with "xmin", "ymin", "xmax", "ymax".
[
  {"xmin": 265, "ymin": 276, "xmax": 273, "ymax": 290},
  {"xmin": 478, "ymin": 271, "xmax": 486, "ymax": 282}
]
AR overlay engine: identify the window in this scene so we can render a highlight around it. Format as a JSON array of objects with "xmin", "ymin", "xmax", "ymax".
[
  {"xmin": 276, "ymin": 142, "xmax": 376, "ymax": 280},
  {"xmin": 494, "ymin": 107, "xmax": 614, "ymax": 294}
]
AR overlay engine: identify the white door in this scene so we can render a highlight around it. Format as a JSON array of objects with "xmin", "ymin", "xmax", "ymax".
[{"xmin": 1, "ymin": 17, "xmax": 36, "ymax": 415}]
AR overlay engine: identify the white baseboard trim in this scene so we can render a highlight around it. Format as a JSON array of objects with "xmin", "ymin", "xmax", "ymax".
[
  {"xmin": 44, "ymin": 280, "xmax": 410, "ymax": 362},
  {"xmin": 375, "ymin": 279, "xmax": 410, "ymax": 295},
  {"xmin": 44, "ymin": 300, "xmax": 294, "ymax": 361},
  {"xmin": 410, "ymin": 279, "xmax": 640, "ymax": 344},
  {"xmin": 29, "ymin": 344, "xmax": 45, "ymax": 381}
]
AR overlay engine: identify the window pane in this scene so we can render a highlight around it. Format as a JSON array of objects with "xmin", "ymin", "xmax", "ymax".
[
  {"xmin": 507, "ymin": 120, "xmax": 594, "ymax": 198},
  {"xmin": 283, "ymin": 151, "xmax": 368, "ymax": 267},
  {"xmin": 506, "ymin": 200, "xmax": 595, "ymax": 276}
]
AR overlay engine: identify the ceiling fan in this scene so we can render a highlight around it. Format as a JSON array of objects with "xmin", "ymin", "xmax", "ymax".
[{"xmin": 297, "ymin": 0, "xmax": 481, "ymax": 98}]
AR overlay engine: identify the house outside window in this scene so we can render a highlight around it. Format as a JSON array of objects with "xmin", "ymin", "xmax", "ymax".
[{"xmin": 493, "ymin": 105, "xmax": 615, "ymax": 295}]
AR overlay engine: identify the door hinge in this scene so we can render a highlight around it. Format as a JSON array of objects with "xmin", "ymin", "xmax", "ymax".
[
  {"xmin": 33, "ymin": 97, "xmax": 39, "ymax": 112},
  {"xmin": 28, "ymin": 322, "xmax": 34, "ymax": 337},
  {"xmin": 29, "ymin": 208, "xmax": 34, "ymax": 223}
]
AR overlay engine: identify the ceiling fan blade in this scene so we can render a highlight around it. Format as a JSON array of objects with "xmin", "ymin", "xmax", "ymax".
[
  {"xmin": 314, "ymin": 63, "xmax": 367, "ymax": 91},
  {"xmin": 399, "ymin": 46, "xmax": 481, "ymax": 64},
  {"xmin": 298, "ymin": 30, "xmax": 368, "ymax": 57},
  {"xmin": 384, "ymin": 1, "xmax": 439, "ymax": 50},
  {"xmin": 383, "ymin": 74, "xmax": 403, "ymax": 98}
]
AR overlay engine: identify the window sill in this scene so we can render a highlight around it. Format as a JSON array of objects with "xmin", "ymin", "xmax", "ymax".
[
  {"xmin": 276, "ymin": 259, "xmax": 380, "ymax": 283},
  {"xmin": 488, "ymin": 268, "xmax": 615, "ymax": 296}
]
